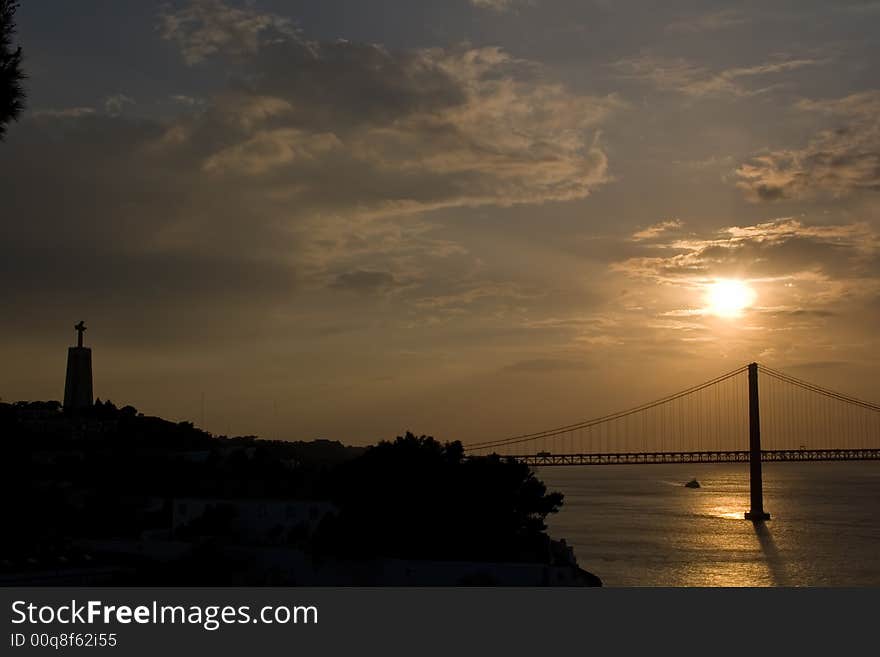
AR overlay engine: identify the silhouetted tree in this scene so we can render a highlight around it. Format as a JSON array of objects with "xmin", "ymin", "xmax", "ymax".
[
  {"xmin": 313, "ymin": 432, "xmax": 564, "ymax": 563},
  {"xmin": 0, "ymin": 0, "xmax": 25, "ymax": 139}
]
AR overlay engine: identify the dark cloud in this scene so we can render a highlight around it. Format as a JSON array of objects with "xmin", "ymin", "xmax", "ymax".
[
  {"xmin": 0, "ymin": 0, "xmax": 622, "ymax": 310},
  {"xmin": 153, "ymin": 1, "xmax": 618, "ymax": 214},
  {"xmin": 331, "ymin": 270, "xmax": 397, "ymax": 294},
  {"xmin": 737, "ymin": 91, "xmax": 880, "ymax": 201},
  {"xmin": 248, "ymin": 39, "xmax": 469, "ymax": 128},
  {"xmin": 159, "ymin": 0, "xmax": 299, "ymax": 65},
  {"xmin": 0, "ymin": 0, "xmax": 619, "ymax": 352}
]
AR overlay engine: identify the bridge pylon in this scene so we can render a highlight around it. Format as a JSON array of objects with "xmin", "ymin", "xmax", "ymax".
[{"xmin": 745, "ymin": 362, "xmax": 770, "ymax": 522}]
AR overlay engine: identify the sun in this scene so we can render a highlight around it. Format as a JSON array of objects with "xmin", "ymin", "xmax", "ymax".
[{"xmin": 705, "ymin": 279, "xmax": 756, "ymax": 318}]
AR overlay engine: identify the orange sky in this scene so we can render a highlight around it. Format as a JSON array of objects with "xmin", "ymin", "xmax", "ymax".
[{"xmin": 2, "ymin": 1, "xmax": 879, "ymax": 444}]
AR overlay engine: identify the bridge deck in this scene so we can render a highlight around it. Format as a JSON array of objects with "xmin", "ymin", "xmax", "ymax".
[{"xmin": 500, "ymin": 448, "xmax": 880, "ymax": 466}]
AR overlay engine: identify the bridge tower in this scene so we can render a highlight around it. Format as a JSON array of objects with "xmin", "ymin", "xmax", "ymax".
[{"xmin": 744, "ymin": 362, "xmax": 770, "ymax": 521}]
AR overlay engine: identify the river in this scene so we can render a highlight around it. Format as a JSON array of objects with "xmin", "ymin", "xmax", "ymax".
[{"xmin": 539, "ymin": 461, "xmax": 880, "ymax": 586}]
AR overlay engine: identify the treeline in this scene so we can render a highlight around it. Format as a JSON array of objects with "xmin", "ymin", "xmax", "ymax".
[{"xmin": 2, "ymin": 402, "xmax": 564, "ymax": 565}]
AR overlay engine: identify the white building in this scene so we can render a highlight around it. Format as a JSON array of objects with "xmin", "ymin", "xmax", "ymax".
[{"xmin": 171, "ymin": 498, "xmax": 337, "ymax": 545}]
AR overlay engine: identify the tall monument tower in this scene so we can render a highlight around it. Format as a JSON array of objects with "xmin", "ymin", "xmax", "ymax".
[{"xmin": 63, "ymin": 321, "xmax": 93, "ymax": 411}]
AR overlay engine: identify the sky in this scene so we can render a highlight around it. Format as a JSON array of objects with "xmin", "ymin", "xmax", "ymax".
[{"xmin": 2, "ymin": 0, "xmax": 879, "ymax": 444}]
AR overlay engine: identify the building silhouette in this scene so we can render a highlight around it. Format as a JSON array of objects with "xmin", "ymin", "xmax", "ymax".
[{"xmin": 63, "ymin": 321, "xmax": 93, "ymax": 411}]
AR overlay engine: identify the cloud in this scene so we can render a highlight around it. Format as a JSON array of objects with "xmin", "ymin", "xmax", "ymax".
[
  {"xmin": 736, "ymin": 91, "xmax": 880, "ymax": 201},
  {"xmin": 202, "ymin": 128, "xmax": 343, "ymax": 175},
  {"xmin": 591, "ymin": 218, "xmax": 880, "ymax": 371},
  {"xmin": 413, "ymin": 282, "xmax": 534, "ymax": 311},
  {"xmin": 1, "ymin": 1, "xmax": 623, "ymax": 354},
  {"xmin": 155, "ymin": 4, "xmax": 620, "ymax": 217},
  {"xmin": 31, "ymin": 107, "xmax": 96, "ymax": 118},
  {"xmin": 160, "ymin": 0, "xmax": 298, "ymax": 65},
  {"xmin": 665, "ymin": 9, "xmax": 749, "ymax": 34},
  {"xmin": 104, "ymin": 94, "xmax": 135, "ymax": 116},
  {"xmin": 170, "ymin": 94, "xmax": 205, "ymax": 107},
  {"xmin": 632, "ymin": 219, "xmax": 683, "ymax": 241},
  {"xmin": 330, "ymin": 270, "xmax": 398, "ymax": 295},
  {"xmin": 612, "ymin": 54, "xmax": 822, "ymax": 99},
  {"xmin": 615, "ymin": 218, "xmax": 877, "ymax": 281},
  {"xmin": 470, "ymin": 0, "xmax": 526, "ymax": 12},
  {"xmin": 612, "ymin": 218, "xmax": 880, "ymax": 323},
  {"xmin": 34, "ymin": 96, "xmax": 134, "ymax": 120}
]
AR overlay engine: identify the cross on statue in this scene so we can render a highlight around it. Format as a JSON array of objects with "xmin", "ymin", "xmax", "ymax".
[{"xmin": 75, "ymin": 321, "xmax": 86, "ymax": 348}]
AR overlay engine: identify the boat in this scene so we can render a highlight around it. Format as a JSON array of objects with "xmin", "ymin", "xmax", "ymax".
[{"xmin": 684, "ymin": 478, "xmax": 701, "ymax": 489}]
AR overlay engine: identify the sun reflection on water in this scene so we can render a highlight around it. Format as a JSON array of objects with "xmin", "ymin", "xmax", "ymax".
[
  {"xmin": 679, "ymin": 491, "xmax": 784, "ymax": 586},
  {"xmin": 540, "ymin": 463, "xmax": 880, "ymax": 587}
]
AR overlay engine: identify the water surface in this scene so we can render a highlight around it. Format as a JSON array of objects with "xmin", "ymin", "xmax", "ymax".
[{"xmin": 540, "ymin": 461, "xmax": 880, "ymax": 586}]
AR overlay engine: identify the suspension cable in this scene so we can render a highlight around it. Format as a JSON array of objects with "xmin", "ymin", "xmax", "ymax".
[
  {"xmin": 465, "ymin": 364, "xmax": 748, "ymax": 451},
  {"xmin": 758, "ymin": 364, "xmax": 880, "ymax": 413}
]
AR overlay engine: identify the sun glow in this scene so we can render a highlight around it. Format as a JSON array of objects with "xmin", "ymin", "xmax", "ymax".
[{"xmin": 705, "ymin": 279, "xmax": 756, "ymax": 318}]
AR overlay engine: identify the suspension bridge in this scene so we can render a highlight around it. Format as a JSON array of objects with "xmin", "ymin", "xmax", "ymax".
[{"xmin": 465, "ymin": 363, "xmax": 880, "ymax": 521}]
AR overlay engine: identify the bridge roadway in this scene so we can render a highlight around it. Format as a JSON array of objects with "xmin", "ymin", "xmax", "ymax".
[{"xmin": 500, "ymin": 448, "xmax": 880, "ymax": 466}]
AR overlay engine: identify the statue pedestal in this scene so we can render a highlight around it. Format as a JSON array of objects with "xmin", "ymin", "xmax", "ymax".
[{"xmin": 64, "ymin": 346, "xmax": 93, "ymax": 411}]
